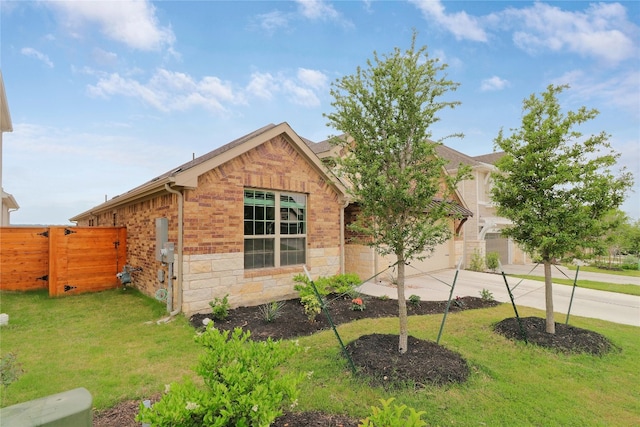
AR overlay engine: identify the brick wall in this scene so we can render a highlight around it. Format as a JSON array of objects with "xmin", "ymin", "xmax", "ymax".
[{"xmin": 78, "ymin": 134, "xmax": 343, "ymax": 315}]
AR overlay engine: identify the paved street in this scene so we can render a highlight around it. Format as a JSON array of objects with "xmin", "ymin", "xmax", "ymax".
[{"xmin": 357, "ymin": 264, "xmax": 640, "ymax": 327}]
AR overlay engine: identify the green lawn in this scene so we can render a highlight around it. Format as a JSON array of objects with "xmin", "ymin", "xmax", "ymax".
[
  {"xmin": 1, "ymin": 289, "xmax": 639, "ymax": 426},
  {"xmin": 565, "ymin": 264, "xmax": 640, "ymax": 278},
  {"xmin": 509, "ymin": 274, "xmax": 640, "ymax": 296}
]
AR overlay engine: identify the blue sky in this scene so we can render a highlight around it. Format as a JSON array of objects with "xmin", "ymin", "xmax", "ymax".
[{"xmin": 1, "ymin": 0, "xmax": 638, "ymax": 225}]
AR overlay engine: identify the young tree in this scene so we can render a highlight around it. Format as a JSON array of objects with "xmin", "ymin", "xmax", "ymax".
[
  {"xmin": 491, "ymin": 84, "xmax": 634, "ymax": 333},
  {"xmin": 325, "ymin": 32, "xmax": 469, "ymax": 353}
]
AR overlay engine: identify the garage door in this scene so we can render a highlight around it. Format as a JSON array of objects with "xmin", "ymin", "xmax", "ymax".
[{"xmin": 485, "ymin": 233, "xmax": 509, "ymax": 264}]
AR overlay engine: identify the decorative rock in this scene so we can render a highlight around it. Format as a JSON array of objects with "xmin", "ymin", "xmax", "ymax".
[{"xmin": 202, "ymin": 317, "xmax": 212, "ymax": 326}]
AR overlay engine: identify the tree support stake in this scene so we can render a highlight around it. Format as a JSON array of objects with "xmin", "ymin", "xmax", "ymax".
[{"xmin": 303, "ymin": 266, "xmax": 357, "ymax": 374}]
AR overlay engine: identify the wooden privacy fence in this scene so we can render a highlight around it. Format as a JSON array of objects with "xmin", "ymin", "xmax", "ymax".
[{"xmin": 0, "ymin": 226, "xmax": 126, "ymax": 296}]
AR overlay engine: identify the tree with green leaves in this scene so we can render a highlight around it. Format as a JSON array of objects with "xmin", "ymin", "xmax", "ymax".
[
  {"xmin": 325, "ymin": 32, "xmax": 469, "ymax": 353},
  {"xmin": 491, "ymin": 84, "xmax": 633, "ymax": 333}
]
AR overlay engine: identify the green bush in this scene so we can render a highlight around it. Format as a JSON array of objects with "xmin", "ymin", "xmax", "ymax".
[
  {"xmin": 137, "ymin": 325, "xmax": 302, "ymax": 427},
  {"xmin": 209, "ymin": 294, "xmax": 230, "ymax": 320},
  {"xmin": 479, "ymin": 288, "xmax": 494, "ymax": 302},
  {"xmin": 469, "ymin": 249, "xmax": 484, "ymax": 272},
  {"xmin": 408, "ymin": 294, "xmax": 421, "ymax": 307},
  {"xmin": 621, "ymin": 255, "xmax": 639, "ymax": 270},
  {"xmin": 293, "ymin": 273, "xmax": 361, "ymax": 321},
  {"xmin": 259, "ymin": 300, "xmax": 287, "ymax": 323},
  {"xmin": 359, "ymin": 398, "xmax": 427, "ymax": 427},
  {"xmin": 486, "ymin": 252, "xmax": 500, "ymax": 272},
  {"xmin": 1, "ymin": 353, "xmax": 23, "ymax": 388}
]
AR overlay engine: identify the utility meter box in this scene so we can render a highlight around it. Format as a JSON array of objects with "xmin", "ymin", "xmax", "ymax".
[{"xmin": 161, "ymin": 241, "xmax": 175, "ymax": 263}]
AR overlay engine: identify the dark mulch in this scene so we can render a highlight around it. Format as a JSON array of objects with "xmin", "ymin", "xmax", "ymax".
[
  {"xmin": 93, "ymin": 294, "xmax": 612, "ymax": 427},
  {"xmin": 188, "ymin": 294, "xmax": 497, "ymax": 341},
  {"xmin": 493, "ymin": 316, "xmax": 616, "ymax": 355}
]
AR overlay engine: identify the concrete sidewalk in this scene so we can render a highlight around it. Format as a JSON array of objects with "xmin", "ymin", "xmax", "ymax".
[{"xmin": 356, "ymin": 266, "xmax": 640, "ymax": 327}]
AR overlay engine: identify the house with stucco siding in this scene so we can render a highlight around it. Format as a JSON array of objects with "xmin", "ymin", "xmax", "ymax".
[{"xmin": 435, "ymin": 145, "xmax": 530, "ymax": 266}]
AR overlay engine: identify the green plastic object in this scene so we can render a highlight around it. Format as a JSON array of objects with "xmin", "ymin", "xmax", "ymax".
[{"xmin": 0, "ymin": 387, "xmax": 92, "ymax": 427}]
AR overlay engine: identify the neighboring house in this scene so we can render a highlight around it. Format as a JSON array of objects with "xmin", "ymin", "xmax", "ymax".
[
  {"xmin": 435, "ymin": 145, "xmax": 530, "ymax": 266},
  {"xmin": 308, "ymin": 137, "xmax": 473, "ymax": 282},
  {"xmin": 0, "ymin": 71, "xmax": 19, "ymax": 226},
  {"xmin": 71, "ymin": 123, "xmax": 347, "ymax": 315}
]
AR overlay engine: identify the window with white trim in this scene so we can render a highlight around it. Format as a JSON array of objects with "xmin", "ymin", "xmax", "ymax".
[{"xmin": 244, "ymin": 189, "xmax": 306, "ymax": 269}]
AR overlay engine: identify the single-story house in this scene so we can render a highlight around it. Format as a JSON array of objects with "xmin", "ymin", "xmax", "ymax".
[
  {"xmin": 71, "ymin": 123, "xmax": 348, "ymax": 315},
  {"xmin": 72, "ymin": 123, "xmax": 476, "ymax": 315}
]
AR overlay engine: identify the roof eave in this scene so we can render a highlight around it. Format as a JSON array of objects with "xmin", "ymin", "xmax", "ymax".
[{"xmin": 69, "ymin": 177, "xmax": 174, "ymax": 222}]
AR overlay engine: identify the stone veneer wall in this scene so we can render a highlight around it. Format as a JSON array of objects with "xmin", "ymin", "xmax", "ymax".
[{"xmin": 182, "ymin": 247, "xmax": 340, "ymax": 314}]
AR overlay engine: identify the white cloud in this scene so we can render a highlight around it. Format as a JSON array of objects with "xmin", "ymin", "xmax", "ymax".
[
  {"xmin": 502, "ymin": 2, "xmax": 637, "ymax": 64},
  {"xmin": 282, "ymin": 80, "xmax": 321, "ymax": 107},
  {"xmin": 553, "ymin": 69, "xmax": 640, "ymax": 118},
  {"xmin": 21, "ymin": 47, "xmax": 54, "ymax": 68},
  {"xmin": 408, "ymin": 0, "xmax": 488, "ymax": 42},
  {"xmin": 247, "ymin": 68, "xmax": 328, "ymax": 107},
  {"xmin": 247, "ymin": 72, "xmax": 278, "ymax": 100},
  {"xmin": 87, "ymin": 69, "xmax": 243, "ymax": 114},
  {"xmin": 294, "ymin": 0, "xmax": 353, "ymax": 28},
  {"xmin": 481, "ymin": 76, "xmax": 510, "ymax": 92},
  {"xmin": 297, "ymin": 68, "xmax": 328, "ymax": 90},
  {"xmin": 46, "ymin": 0, "xmax": 175, "ymax": 52},
  {"xmin": 91, "ymin": 48, "xmax": 118, "ymax": 67},
  {"xmin": 254, "ymin": 11, "xmax": 290, "ymax": 34}
]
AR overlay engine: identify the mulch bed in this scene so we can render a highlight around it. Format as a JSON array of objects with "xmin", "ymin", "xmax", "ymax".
[
  {"xmin": 93, "ymin": 293, "xmax": 613, "ymax": 426},
  {"xmin": 493, "ymin": 316, "xmax": 615, "ymax": 355}
]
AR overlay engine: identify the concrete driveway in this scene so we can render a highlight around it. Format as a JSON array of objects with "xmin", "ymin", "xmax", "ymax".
[{"xmin": 357, "ymin": 265, "xmax": 640, "ymax": 327}]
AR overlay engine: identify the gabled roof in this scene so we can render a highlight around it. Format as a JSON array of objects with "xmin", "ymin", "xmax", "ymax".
[
  {"xmin": 0, "ymin": 71, "xmax": 12, "ymax": 133},
  {"xmin": 472, "ymin": 152, "xmax": 505, "ymax": 165},
  {"xmin": 70, "ymin": 122, "xmax": 346, "ymax": 221},
  {"xmin": 434, "ymin": 144, "xmax": 481, "ymax": 169}
]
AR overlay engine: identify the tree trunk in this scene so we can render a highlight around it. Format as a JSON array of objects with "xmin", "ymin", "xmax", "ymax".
[
  {"xmin": 543, "ymin": 260, "xmax": 556, "ymax": 334},
  {"xmin": 397, "ymin": 256, "xmax": 408, "ymax": 353}
]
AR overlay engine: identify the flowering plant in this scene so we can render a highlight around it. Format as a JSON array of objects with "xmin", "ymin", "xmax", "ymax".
[{"xmin": 351, "ymin": 297, "xmax": 365, "ymax": 311}]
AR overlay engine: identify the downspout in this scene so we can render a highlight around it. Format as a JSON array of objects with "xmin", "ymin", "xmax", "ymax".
[
  {"xmin": 162, "ymin": 183, "xmax": 183, "ymax": 318},
  {"xmin": 340, "ymin": 199, "xmax": 349, "ymax": 274}
]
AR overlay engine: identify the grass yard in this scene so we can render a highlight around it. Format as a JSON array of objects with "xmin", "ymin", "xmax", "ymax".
[
  {"xmin": 0, "ymin": 289, "xmax": 200, "ymax": 409},
  {"xmin": 1, "ymin": 289, "xmax": 639, "ymax": 426},
  {"xmin": 510, "ymin": 274, "xmax": 640, "ymax": 296}
]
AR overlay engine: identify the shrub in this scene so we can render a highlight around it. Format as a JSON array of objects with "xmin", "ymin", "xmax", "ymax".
[
  {"xmin": 408, "ymin": 294, "xmax": 421, "ymax": 307},
  {"xmin": 469, "ymin": 249, "xmax": 484, "ymax": 272},
  {"xmin": 1, "ymin": 353, "xmax": 23, "ymax": 388},
  {"xmin": 137, "ymin": 325, "xmax": 302, "ymax": 427},
  {"xmin": 486, "ymin": 252, "xmax": 500, "ymax": 272},
  {"xmin": 294, "ymin": 273, "xmax": 361, "ymax": 321},
  {"xmin": 479, "ymin": 288, "xmax": 494, "ymax": 302},
  {"xmin": 209, "ymin": 294, "xmax": 230, "ymax": 320},
  {"xmin": 621, "ymin": 255, "xmax": 639, "ymax": 270},
  {"xmin": 359, "ymin": 398, "xmax": 427, "ymax": 427},
  {"xmin": 259, "ymin": 300, "xmax": 286, "ymax": 323}
]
